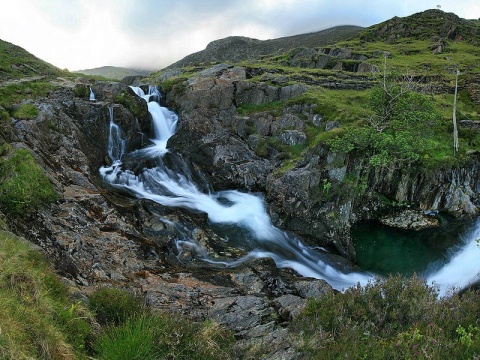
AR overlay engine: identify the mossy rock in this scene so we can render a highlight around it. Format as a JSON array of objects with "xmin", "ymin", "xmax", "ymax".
[
  {"xmin": 72, "ymin": 84, "xmax": 90, "ymax": 99},
  {"xmin": 114, "ymin": 89, "xmax": 149, "ymax": 120},
  {"xmin": 12, "ymin": 103, "xmax": 38, "ymax": 119}
]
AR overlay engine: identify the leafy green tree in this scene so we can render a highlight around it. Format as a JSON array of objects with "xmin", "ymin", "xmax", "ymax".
[{"xmin": 328, "ymin": 61, "xmax": 441, "ymax": 169}]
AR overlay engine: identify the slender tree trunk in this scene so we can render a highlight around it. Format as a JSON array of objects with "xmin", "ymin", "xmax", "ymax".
[{"xmin": 453, "ymin": 70, "xmax": 459, "ymax": 154}]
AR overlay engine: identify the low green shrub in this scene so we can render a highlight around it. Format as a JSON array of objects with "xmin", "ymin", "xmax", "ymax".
[
  {"xmin": 72, "ymin": 84, "xmax": 90, "ymax": 99},
  {"xmin": 292, "ymin": 275, "xmax": 480, "ymax": 359},
  {"xmin": 89, "ymin": 287, "xmax": 144, "ymax": 326}
]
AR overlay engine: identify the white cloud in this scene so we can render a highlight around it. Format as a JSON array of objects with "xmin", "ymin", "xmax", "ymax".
[{"xmin": 0, "ymin": 0, "xmax": 478, "ymax": 71}]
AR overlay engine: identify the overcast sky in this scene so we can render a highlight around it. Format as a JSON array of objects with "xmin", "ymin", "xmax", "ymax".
[{"xmin": 1, "ymin": 0, "xmax": 479, "ymax": 71}]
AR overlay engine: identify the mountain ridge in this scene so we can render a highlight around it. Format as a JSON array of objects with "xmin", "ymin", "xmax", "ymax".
[{"xmin": 167, "ymin": 25, "xmax": 363, "ymax": 68}]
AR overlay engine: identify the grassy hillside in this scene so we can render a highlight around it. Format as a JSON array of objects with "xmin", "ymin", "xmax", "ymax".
[
  {"xmin": 74, "ymin": 66, "xmax": 150, "ymax": 80},
  {"xmin": 0, "ymin": 40, "xmax": 63, "ymax": 81}
]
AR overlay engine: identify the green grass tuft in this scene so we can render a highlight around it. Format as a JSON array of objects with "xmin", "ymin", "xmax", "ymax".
[
  {"xmin": 91, "ymin": 289, "xmax": 235, "ymax": 360},
  {"xmin": 0, "ymin": 231, "xmax": 93, "ymax": 359},
  {"xmin": 12, "ymin": 103, "xmax": 38, "ymax": 119},
  {"xmin": 237, "ymin": 101, "xmax": 284, "ymax": 116},
  {"xmin": 89, "ymin": 288, "xmax": 144, "ymax": 326},
  {"xmin": 0, "ymin": 148, "xmax": 58, "ymax": 217}
]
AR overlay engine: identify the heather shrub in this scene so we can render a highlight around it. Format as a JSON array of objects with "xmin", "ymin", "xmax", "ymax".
[{"xmin": 292, "ymin": 275, "xmax": 480, "ymax": 359}]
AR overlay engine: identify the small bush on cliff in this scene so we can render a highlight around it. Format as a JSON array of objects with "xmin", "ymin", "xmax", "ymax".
[
  {"xmin": 89, "ymin": 287, "xmax": 144, "ymax": 326},
  {"xmin": 114, "ymin": 89, "xmax": 149, "ymax": 120},
  {"xmin": 72, "ymin": 84, "xmax": 90, "ymax": 99},
  {"xmin": 0, "ymin": 148, "xmax": 58, "ymax": 217},
  {"xmin": 326, "ymin": 66, "xmax": 448, "ymax": 169},
  {"xmin": 292, "ymin": 275, "xmax": 480, "ymax": 359}
]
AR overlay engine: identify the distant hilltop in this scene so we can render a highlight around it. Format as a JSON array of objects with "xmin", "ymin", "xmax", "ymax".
[{"xmin": 74, "ymin": 66, "xmax": 151, "ymax": 80}]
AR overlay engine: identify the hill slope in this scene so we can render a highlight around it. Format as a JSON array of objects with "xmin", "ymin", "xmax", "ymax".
[
  {"xmin": 168, "ymin": 25, "xmax": 363, "ymax": 68},
  {"xmin": 0, "ymin": 39, "xmax": 62, "ymax": 81},
  {"xmin": 359, "ymin": 9, "xmax": 480, "ymax": 44}
]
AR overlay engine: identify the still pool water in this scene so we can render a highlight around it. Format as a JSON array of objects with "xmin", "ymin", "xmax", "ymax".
[{"xmin": 352, "ymin": 216, "xmax": 476, "ymax": 277}]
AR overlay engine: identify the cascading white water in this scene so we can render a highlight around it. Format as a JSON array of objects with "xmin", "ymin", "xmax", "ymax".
[
  {"xmin": 100, "ymin": 86, "xmax": 480, "ymax": 294},
  {"xmin": 107, "ymin": 107, "xmax": 125, "ymax": 163},
  {"xmin": 89, "ymin": 86, "xmax": 96, "ymax": 101},
  {"xmin": 128, "ymin": 86, "xmax": 177, "ymax": 156},
  {"xmin": 427, "ymin": 219, "xmax": 480, "ymax": 296}
]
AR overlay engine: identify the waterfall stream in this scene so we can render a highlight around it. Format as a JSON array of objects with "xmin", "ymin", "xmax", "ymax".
[
  {"xmin": 100, "ymin": 86, "xmax": 480, "ymax": 294},
  {"xmin": 89, "ymin": 86, "xmax": 96, "ymax": 101}
]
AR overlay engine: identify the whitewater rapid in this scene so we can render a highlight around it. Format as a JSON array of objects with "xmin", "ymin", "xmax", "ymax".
[
  {"xmin": 426, "ymin": 219, "xmax": 480, "ymax": 296},
  {"xmin": 100, "ymin": 86, "xmax": 480, "ymax": 295}
]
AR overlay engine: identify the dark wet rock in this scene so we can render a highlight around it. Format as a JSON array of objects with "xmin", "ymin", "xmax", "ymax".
[
  {"xmin": 209, "ymin": 295, "xmax": 272, "ymax": 334},
  {"xmin": 274, "ymin": 295, "xmax": 306, "ymax": 320},
  {"xmin": 293, "ymin": 278, "xmax": 333, "ymax": 298}
]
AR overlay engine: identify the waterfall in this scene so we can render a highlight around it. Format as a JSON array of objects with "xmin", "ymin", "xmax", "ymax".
[
  {"xmin": 128, "ymin": 86, "xmax": 177, "ymax": 156},
  {"xmin": 427, "ymin": 218, "xmax": 480, "ymax": 296},
  {"xmin": 100, "ymin": 86, "xmax": 372, "ymax": 291},
  {"xmin": 89, "ymin": 86, "xmax": 96, "ymax": 101},
  {"xmin": 100, "ymin": 85, "xmax": 480, "ymax": 294},
  {"xmin": 106, "ymin": 107, "xmax": 125, "ymax": 163}
]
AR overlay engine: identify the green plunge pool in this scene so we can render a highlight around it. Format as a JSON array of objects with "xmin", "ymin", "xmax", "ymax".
[{"xmin": 352, "ymin": 216, "xmax": 475, "ymax": 277}]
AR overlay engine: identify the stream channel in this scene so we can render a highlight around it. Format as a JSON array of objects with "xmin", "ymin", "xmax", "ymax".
[{"xmin": 101, "ymin": 86, "xmax": 480, "ymax": 296}]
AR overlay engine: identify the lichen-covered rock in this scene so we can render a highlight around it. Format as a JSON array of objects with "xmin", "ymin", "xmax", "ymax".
[{"xmin": 380, "ymin": 210, "xmax": 440, "ymax": 230}]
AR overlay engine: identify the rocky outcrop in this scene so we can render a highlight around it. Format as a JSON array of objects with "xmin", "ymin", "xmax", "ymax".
[
  {"xmin": 286, "ymin": 46, "xmax": 376, "ymax": 74},
  {"xmin": 359, "ymin": 9, "xmax": 480, "ymax": 45},
  {"xmin": 379, "ymin": 210, "xmax": 440, "ymax": 230},
  {"xmin": 266, "ymin": 147, "xmax": 480, "ymax": 259},
  {"xmin": 166, "ymin": 64, "xmax": 310, "ymax": 191}
]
